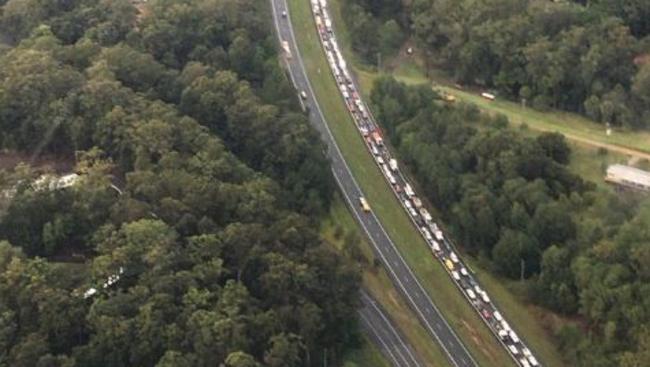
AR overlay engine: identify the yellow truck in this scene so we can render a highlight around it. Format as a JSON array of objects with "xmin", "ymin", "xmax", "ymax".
[{"xmin": 445, "ymin": 259, "xmax": 454, "ymax": 271}]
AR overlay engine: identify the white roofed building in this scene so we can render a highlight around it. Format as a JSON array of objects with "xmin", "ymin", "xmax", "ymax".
[{"xmin": 605, "ymin": 164, "xmax": 650, "ymax": 192}]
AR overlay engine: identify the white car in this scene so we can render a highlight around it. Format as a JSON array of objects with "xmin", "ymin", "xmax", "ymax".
[
  {"xmin": 371, "ymin": 144, "xmax": 379, "ymax": 156},
  {"xmin": 282, "ymin": 10, "xmax": 287, "ymax": 17},
  {"xmin": 450, "ymin": 251, "xmax": 459, "ymax": 263},
  {"xmin": 300, "ymin": 91, "xmax": 308, "ymax": 100},
  {"xmin": 519, "ymin": 359, "xmax": 531, "ymax": 367},
  {"xmin": 494, "ymin": 311, "xmax": 503, "ymax": 322},
  {"xmin": 421, "ymin": 227, "xmax": 433, "ymax": 241},
  {"xmin": 377, "ymin": 156, "xmax": 384, "ymax": 165},
  {"xmin": 480, "ymin": 291, "xmax": 490, "ymax": 303},
  {"xmin": 460, "ymin": 267, "xmax": 469, "ymax": 276},
  {"xmin": 435, "ymin": 229, "xmax": 444, "ymax": 241},
  {"xmin": 452, "ymin": 270, "xmax": 460, "ymax": 281},
  {"xmin": 508, "ymin": 345, "xmax": 519, "ymax": 355},
  {"xmin": 404, "ymin": 199, "xmax": 412, "ymax": 209},
  {"xmin": 528, "ymin": 356, "xmax": 539, "ymax": 367},
  {"xmin": 509, "ymin": 330, "xmax": 520, "ymax": 344},
  {"xmin": 502, "ymin": 320, "xmax": 511, "ymax": 332},
  {"xmin": 466, "ymin": 289, "xmax": 476, "ymax": 299}
]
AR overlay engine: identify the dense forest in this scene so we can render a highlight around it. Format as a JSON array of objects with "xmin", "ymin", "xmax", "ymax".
[
  {"xmin": 371, "ymin": 75, "xmax": 650, "ymax": 366},
  {"xmin": 343, "ymin": 0, "xmax": 650, "ymax": 129},
  {"xmin": 0, "ymin": 0, "xmax": 361, "ymax": 366}
]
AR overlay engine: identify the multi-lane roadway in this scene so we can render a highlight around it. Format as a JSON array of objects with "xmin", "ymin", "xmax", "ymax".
[
  {"xmin": 303, "ymin": 0, "xmax": 541, "ymax": 366},
  {"xmin": 270, "ymin": 1, "xmax": 477, "ymax": 366},
  {"xmin": 359, "ymin": 291, "xmax": 423, "ymax": 367}
]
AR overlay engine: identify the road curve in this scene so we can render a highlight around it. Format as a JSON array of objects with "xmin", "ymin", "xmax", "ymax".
[
  {"xmin": 359, "ymin": 290, "xmax": 423, "ymax": 367},
  {"xmin": 269, "ymin": 1, "xmax": 477, "ymax": 367}
]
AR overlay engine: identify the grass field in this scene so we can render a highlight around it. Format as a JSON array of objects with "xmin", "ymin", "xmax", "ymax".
[
  {"xmin": 341, "ymin": 336, "xmax": 392, "ymax": 367},
  {"xmin": 288, "ymin": 0, "xmax": 518, "ymax": 365},
  {"xmin": 292, "ymin": 0, "xmax": 584, "ymax": 366},
  {"xmin": 351, "ymin": 51, "xmax": 650, "ymax": 159},
  {"xmin": 323, "ymin": 196, "xmax": 452, "ymax": 367}
]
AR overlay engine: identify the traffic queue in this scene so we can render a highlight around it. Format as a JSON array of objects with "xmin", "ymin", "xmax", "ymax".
[{"xmin": 308, "ymin": 0, "xmax": 539, "ymax": 366}]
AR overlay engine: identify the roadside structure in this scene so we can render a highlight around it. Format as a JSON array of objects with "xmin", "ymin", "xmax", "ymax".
[{"xmin": 605, "ymin": 164, "xmax": 650, "ymax": 192}]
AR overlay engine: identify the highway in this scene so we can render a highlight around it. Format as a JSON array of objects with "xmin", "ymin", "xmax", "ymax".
[
  {"xmin": 359, "ymin": 291, "xmax": 423, "ymax": 367},
  {"xmin": 269, "ymin": 1, "xmax": 477, "ymax": 367},
  {"xmin": 302, "ymin": 1, "xmax": 542, "ymax": 366}
]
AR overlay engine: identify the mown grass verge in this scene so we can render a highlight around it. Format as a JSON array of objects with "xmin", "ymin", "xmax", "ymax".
[
  {"xmin": 319, "ymin": 2, "xmax": 572, "ymax": 365},
  {"xmin": 323, "ymin": 196, "xmax": 451, "ymax": 367},
  {"xmin": 288, "ymin": 0, "xmax": 516, "ymax": 365}
]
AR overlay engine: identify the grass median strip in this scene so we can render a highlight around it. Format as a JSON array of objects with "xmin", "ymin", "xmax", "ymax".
[
  {"xmin": 287, "ymin": 0, "xmax": 516, "ymax": 365},
  {"xmin": 323, "ymin": 196, "xmax": 452, "ymax": 367},
  {"xmin": 313, "ymin": 1, "xmax": 570, "ymax": 365}
]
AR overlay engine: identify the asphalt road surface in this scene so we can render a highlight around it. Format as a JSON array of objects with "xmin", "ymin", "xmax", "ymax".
[
  {"xmin": 359, "ymin": 291, "xmax": 423, "ymax": 367},
  {"xmin": 269, "ymin": 1, "xmax": 477, "ymax": 366}
]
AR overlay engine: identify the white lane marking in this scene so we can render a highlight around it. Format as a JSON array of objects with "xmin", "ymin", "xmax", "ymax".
[
  {"xmin": 304, "ymin": 1, "xmax": 540, "ymax": 366},
  {"xmin": 359, "ymin": 313, "xmax": 405, "ymax": 367},
  {"xmin": 271, "ymin": 3, "xmax": 471, "ymax": 367},
  {"xmin": 362, "ymin": 292, "xmax": 423, "ymax": 367}
]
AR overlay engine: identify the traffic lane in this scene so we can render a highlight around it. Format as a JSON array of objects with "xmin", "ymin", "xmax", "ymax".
[
  {"xmin": 321, "ymin": 103, "xmax": 476, "ymax": 366},
  {"xmin": 322, "ymin": 128, "xmax": 475, "ymax": 367},
  {"xmin": 359, "ymin": 291, "xmax": 422, "ymax": 367},
  {"xmin": 284, "ymin": 2, "xmax": 533, "ymax": 365},
  {"xmin": 359, "ymin": 312, "xmax": 405, "ymax": 367},
  {"xmin": 271, "ymin": 3, "xmax": 475, "ymax": 367},
  {"xmin": 361, "ymin": 290, "xmax": 422, "ymax": 367}
]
